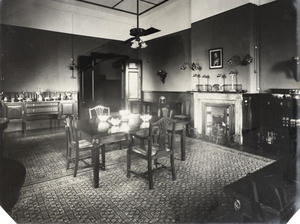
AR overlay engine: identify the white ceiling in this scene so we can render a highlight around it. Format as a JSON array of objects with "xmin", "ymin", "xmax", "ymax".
[
  {"xmin": 1, "ymin": 0, "xmax": 276, "ymax": 41},
  {"xmin": 74, "ymin": 0, "xmax": 169, "ymax": 15}
]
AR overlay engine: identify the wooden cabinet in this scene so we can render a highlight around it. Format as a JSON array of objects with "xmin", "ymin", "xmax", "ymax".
[
  {"xmin": 1, "ymin": 100, "xmax": 77, "ymax": 133},
  {"xmin": 25, "ymin": 102, "xmax": 59, "ymax": 116},
  {"xmin": 2, "ymin": 102, "xmax": 24, "ymax": 121},
  {"xmin": 60, "ymin": 101, "xmax": 76, "ymax": 116},
  {"xmin": 242, "ymin": 93, "xmax": 299, "ymax": 153}
]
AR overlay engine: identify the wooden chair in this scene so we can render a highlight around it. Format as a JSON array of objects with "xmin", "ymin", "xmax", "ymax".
[
  {"xmin": 246, "ymin": 170, "xmax": 286, "ymax": 222},
  {"xmin": 173, "ymin": 100, "xmax": 191, "ymax": 121},
  {"xmin": 158, "ymin": 106, "xmax": 173, "ymax": 118},
  {"xmin": 157, "ymin": 96, "xmax": 173, "ymax": 118},
  {"xmin": 65, "ymin": 116, "xmax": 94, "ymax": 177},
  {"xmin": 88, "ymin": 105, "xmax": 110, "ymax": 119},
  {"xmin": 89, "ymin": 105, "xmax": 125, "ymax": 151},
  {"xmin": 127, "ymin": 117, "xmax": 176, "ymax": 189},
  {"xmin": 173, "ymin": 100, "xmax": 191, "ymax": 134}
]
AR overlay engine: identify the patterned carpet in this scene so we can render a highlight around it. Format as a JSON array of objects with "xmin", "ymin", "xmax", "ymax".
[
  {"xmin": 4, "ymin": 132, "xmax": 275, "ymax": 223},
  {"xmin": 4, "ymin": 132, "xmax": 128, "ymax": 186}
]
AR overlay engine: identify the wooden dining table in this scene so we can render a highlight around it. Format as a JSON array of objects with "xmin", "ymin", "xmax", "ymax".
[{"xmin": 75, "ymin": 115, "xmax": 188, "ymax": 188}]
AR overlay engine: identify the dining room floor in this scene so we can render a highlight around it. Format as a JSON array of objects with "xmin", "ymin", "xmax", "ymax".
[
  {"xmin": 4, "ymin": 127, "xmax": 281, "ymax": 160},
  {"xmin": 3, "ymin": 127, "xmax": 293, "ymax": 223}
]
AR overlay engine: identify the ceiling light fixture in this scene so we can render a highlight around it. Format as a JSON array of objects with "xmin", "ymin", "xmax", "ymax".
[
  {"xmin": 131, "ymin": 36, "xmax": 147, "ymax": 49},
  {"xmin": 126, "ymin": 0, "xmax": 160, "ymax": 49}
]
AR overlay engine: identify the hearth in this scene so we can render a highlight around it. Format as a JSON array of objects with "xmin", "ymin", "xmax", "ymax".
[
  {"xmin": 206, "ymin": 104, "xmax": 233, "ymax": 144},
  {"xmin": 193, "ymin": 92, "xmax": 243, "ymax": 144}
]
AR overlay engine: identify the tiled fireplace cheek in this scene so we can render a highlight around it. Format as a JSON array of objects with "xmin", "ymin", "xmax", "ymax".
[{"xmin": 193, "ymin": 93, "xmax": 243, "ymax": 144}]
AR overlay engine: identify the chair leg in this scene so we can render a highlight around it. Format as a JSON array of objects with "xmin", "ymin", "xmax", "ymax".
[
  {"xmin": 127, "ymin": 150, "xmax": 131, "ymax": 178},
  {"xmin": 74, "ymin": 148, "xmax": 79, "ymax": 177},
  {"xmin": 170, "ymin": 153, "xmax": 176, "ymax": 181},
  {"xmin": 66, "ymin": 132, "xmax": 70, "ymax": 169},
  {"xmin": 154, "ymin": 158, "xmax": 158, "ymax": 168},
  {"xmin": 249, "ymin": 175, "xmax": 264, "ymax": 222},
  {"xmin": 66, "ymin": 146, "xmax": 71, "ymax": 170},
  {"xmin": 272, "ymin": 185, "xmax": 285, "ymax": 210},
  {"xmin": 119, "ymin": 142, "xmax": 122, "ymax": 150},
  {"xmin": 148, "ymin": 158, "xmax": 154, "ymax": 189}
]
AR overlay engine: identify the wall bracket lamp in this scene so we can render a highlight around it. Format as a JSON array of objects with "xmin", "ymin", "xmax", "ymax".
[
  {"xmin": 227, "ymin": 54, "xmax": 253, "ymax": 66},
  {"xmin": 157, "ymin": 70, "xmax": 167, "ymax": 84},
  {"xmin": 180, "ymin": 62, "xmax": 202, "ymax": 71},
  {"xmin": 68, "ymin": 58, "xmax": 77, "ymax": 79},
  {"xmin": 68, "ymin": 58, "xmax": 77, "ymax": 71}
]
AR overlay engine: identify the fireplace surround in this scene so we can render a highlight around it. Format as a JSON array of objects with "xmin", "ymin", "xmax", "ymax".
[{"xmin": 193, "ymin": 92, "xmax": 243, "ymax": 144}]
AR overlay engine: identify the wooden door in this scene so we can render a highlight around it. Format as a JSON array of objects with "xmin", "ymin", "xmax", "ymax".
[
  {"xmin": 124, "ymin": 60, "xmax": 142, "ymax": 110},
  {"xmin": 79, "ymin": 56, "xmax": 93, "ymax": 105}
]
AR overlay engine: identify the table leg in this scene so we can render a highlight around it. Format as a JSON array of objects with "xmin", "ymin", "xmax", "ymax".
[
  {"xmin": 22, "ymin": 122, "xmax": 26, "ymax": 135},
  {"xmin": 101, "ymin": 145, "xmax": 105, "ymax": 170},
  {"xmin": 180, "ymin": 125, "xmax": 186, "ymax": 161},
  {"xmin": 92, "ymin": 146, "xmax": 100, "ymax": 188}
]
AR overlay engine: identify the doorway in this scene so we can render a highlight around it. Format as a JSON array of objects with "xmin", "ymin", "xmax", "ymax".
[{"xmin": 78, "ymin": 54, "xmax": 141, "ymax": 118}]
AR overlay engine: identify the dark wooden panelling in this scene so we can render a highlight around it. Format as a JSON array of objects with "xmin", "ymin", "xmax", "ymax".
[{"xmin": 142, "ymin": 91, "xmax": 191, "ymax": 103}]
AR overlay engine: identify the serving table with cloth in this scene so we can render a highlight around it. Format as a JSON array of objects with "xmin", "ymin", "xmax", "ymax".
[{"xmin": 75, "ymin": 115, "xmax": 188, "ymax": 188}]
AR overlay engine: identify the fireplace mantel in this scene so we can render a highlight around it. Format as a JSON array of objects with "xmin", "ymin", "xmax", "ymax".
[{"xmin": 193, "ymin": 92, "xmax": 243, "ymax": 144}]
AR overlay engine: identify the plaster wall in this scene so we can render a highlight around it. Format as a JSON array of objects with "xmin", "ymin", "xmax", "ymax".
[
  {"xmin": 0, "ymin": 25, "xmax": 112, "ymax": 92},
  {"xmin": 259, "ymin": 1, "xmax": 300, "ymax": 91},
  {"xmin": 139, "ymin": 30, "xmax": 191, "ymax": 92},
  {"xmin": 191, "ymin": 4, "xmax": 256, "ymax": 93}
]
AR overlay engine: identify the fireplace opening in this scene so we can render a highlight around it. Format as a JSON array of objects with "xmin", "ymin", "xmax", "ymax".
[
  {"xmin": 204, "ymin": 104, "xmax": 234, "ymax": 145},
  {"xmin": 194, "ymin": 93, "xmax": 243, "ymax": 145}
]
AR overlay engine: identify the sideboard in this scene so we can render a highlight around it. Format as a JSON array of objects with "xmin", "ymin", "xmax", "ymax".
[{"xmin": 1, "ymin": 100, "xmax": 77, "ymax": 134}]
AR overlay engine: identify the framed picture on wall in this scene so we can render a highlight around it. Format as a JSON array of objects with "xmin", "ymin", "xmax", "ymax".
[{"xmin": 209, "ymin": 48, "xmax": 223, "ymax": 69}]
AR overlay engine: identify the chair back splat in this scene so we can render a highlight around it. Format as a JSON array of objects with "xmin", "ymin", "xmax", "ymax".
[
  {"xmin": 150, "ymin": 117, "xmax": 174, "ymax": 152},
  {"xmin": 89, "ymin": 105, "xmax": 110, "ymax": 119},
  {"xmin": 127, "ymin": 117, "xmax": 176, "ymax": 189}
]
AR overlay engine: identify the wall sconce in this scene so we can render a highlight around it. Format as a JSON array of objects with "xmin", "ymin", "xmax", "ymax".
[
  {"xmin": 157, "ymin": 70, "xmax": 167, "ymax": 84},
  {"xmin": 227, "ymin": 54, "xmax": 253, "ymax": 66},
  {"xmin": 180, "ymin": 62, "xmax": 202, "ymax": 71},
  {"xmin": 68, "ymin": 58, "xmax": 77, "ymax": 79}
]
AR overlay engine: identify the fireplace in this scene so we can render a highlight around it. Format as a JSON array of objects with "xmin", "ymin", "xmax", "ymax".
[
  {"xmin": 193, "ymin": 92, "xmax": 243, "ymax": 144},
  {"xmin": 205, "ymin": 104, "xmax": 234, "ymax": 144}
]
